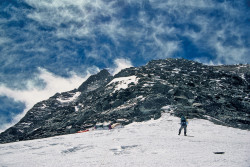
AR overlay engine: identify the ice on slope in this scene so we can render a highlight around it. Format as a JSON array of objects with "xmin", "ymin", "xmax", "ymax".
[
  {"xmin": 107, "ymin": 76, "xmax": 138, "ymax": 92},
  {"xmin": 0, "ymin": 112, "xmax": 250, "ymax": 167}
]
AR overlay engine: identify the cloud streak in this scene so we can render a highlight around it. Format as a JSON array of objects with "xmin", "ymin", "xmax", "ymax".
[
  {"xmin": 0, "ymin": 58, "xmax": 132, "ymax": 132},
  {"xmin": 111, "ymin": 58, "xmax": 133, "ymax": 75},
  {"xmin": 0, "ymin": 68, "xmax": 91, "ymax": 132},
  {"xmin": 1, "ymin": 0, "xmax": 249, "ymax": 79}
]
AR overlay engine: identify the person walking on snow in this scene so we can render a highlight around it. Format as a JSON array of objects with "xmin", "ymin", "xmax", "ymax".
[{"xmin": 178, "ymin": 115, "xmax": 188, "ymax": 136}]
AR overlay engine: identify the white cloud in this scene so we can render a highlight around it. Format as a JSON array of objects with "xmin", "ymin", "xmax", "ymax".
[
  {"xmin": 0, "ymin": 61, "xmax": 133, "ymax": 132},
  {"xmin": 0, "ymin": 68, "xmax": 93, "ymax": 132},
  {"xmin": 137, "ymin": 12, "xmax": 181, "ymax": 59},
  {"xmin": 206, "ymin": 22, "xmax": 249, "ymax": 64},
  {"xmin": 0, "ymin": 37, "xmax": 11, "ymax": 45},
  {"xmin": 0, "ymin": 112, "xmax": 24, "ymax": 133},
  {"xmin": 18, "ymin": 0, "xmax": 249, "ymax": 65},
  {"xmin": 154, "ymin": 0, "xmax": 249, "ymax": 64},
  {"xmin": 25, "ymin": 0, "xmax": 117, "ymax": 39},
  {"xmin": 152, "ymin": 34, "xmax": 180, "ymax": 58},
  {"xmin": 23, "ymin": 0, "xmax": 183, "ymax": 61},
  {"xmin": 1, "ymin": 0, "xmax": 248, "ymax": 68},
  {"xmin": 194, "ymin": 57, "xmax": 221, "ymax": 66},
  {"xmin": 148, "ymin": 0, "xmax": 219, "ymax": 10},
  {"xmin": 111, "ymin": 58, "xmax": 133, "ymax": 75},
  {"xmin": 214, "ymin": 42, "xmax": 248, "ymax": 64}
]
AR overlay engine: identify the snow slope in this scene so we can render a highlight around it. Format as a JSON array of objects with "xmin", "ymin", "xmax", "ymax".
[{"xmin": 0, "ymin": 111, "xmax": 250, "ymax": 167}]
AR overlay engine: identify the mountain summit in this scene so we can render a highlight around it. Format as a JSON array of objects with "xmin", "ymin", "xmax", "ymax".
[{"xmin": 0, "ymin": 58, "xmax": 249, "ymax": 143}]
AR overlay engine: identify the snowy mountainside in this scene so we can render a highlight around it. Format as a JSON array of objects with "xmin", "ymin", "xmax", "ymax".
[
  {"xmin": 0, "ymin": 58, "xmax": 249, "ymax": 144},
  {"xmin": 0, "ymin": 111, "xmax": 249, "ymax": 167}
]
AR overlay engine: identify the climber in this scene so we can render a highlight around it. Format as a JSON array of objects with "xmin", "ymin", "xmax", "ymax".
[{"xmin": 178, "ymin": 115, "xmax": 188, "ymax": 136}]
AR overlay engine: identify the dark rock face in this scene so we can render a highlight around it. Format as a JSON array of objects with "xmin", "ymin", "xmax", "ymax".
[
  {"xmin": 78, "ymin": 69, "xmax": 113, "ymax": 92},
  {"xmin": 0, "ymin": 58, "xmax": 249, "ymax": 144}
]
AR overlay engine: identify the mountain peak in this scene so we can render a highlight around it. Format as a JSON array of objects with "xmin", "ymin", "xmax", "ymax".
[
  {"xmin": 0, "ymin": 58, "xmax": 249, "ymax": 144},
  {"xmin": 78, "ymin": 69, "xmax": 113, "ymax": 92}
]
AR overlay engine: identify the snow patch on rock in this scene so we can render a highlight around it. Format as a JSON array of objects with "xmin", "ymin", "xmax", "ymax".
[
  {"xmin": 107, "ymin": 76, "xmax": 138, "ymax": 92},
  {"xmin": 57, "ymin": 92, "xmax": 81, "ymax": 103}
]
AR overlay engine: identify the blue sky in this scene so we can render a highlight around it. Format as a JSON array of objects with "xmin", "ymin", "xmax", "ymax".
[{"xmin": 0, "ymin": 0, "xmax": 249, "ymax": 131}]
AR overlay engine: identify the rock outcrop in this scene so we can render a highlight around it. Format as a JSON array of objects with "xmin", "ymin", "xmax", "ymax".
[{"xmin": 0, "ymin": 58, "xmax": 249, "ymax": 143}]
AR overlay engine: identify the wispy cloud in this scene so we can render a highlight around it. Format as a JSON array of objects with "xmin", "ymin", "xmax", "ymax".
[
  {"xmin": 0, "ymin": 37, "xmax": 12, "ymax": 45},
  {"xmin": 0, "ymin": 115, "xmax": 15, "ymax": 133},
  {"xmin": 1, "ymin": 0, "xmax": 248, "ymax": 73},
  {"xmin": 0, "ymin": 68, "xmax": 93, "ymax": 131},
  {"xmin": 21, "ymin": 0, "xmax": 184, "ymax": 61},
  {"xmin": 208, "ymin": 23, "xmax": 250, "ymax": 64},
  {"xmin": 148, "ymin": 0, "xmax": 249, "ymax": 64},
  {"xmin": 0, "ymin": 59, "xmax": 132, "ymax": 132},
  {"xmin": 0, "ymin": 68, "xmax": 93, "ymax": 108},
  {"xmin": 110, "ymin": 58, "xmax": 133, "ymax": 75}
]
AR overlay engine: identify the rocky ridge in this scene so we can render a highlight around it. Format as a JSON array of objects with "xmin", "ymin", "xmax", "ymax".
[{"xmin": 0, "ymin": 58, "xmax": 249, "ymax": 143}]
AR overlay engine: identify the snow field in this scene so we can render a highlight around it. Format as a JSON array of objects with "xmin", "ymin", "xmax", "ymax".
[{"xmin": 0, "ymin": 112, "xmax": 250, "ymax": 167}]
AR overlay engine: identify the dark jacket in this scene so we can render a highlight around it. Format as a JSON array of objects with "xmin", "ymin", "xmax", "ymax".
[{"xmin": 181, "ymin": 116, "xmax": 187, "ymax": 126}]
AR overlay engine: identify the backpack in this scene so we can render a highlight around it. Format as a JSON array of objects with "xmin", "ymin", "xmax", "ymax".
[{"xmin": 181, "ymin": 116, "xmax": 187, "ymax": 126}]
